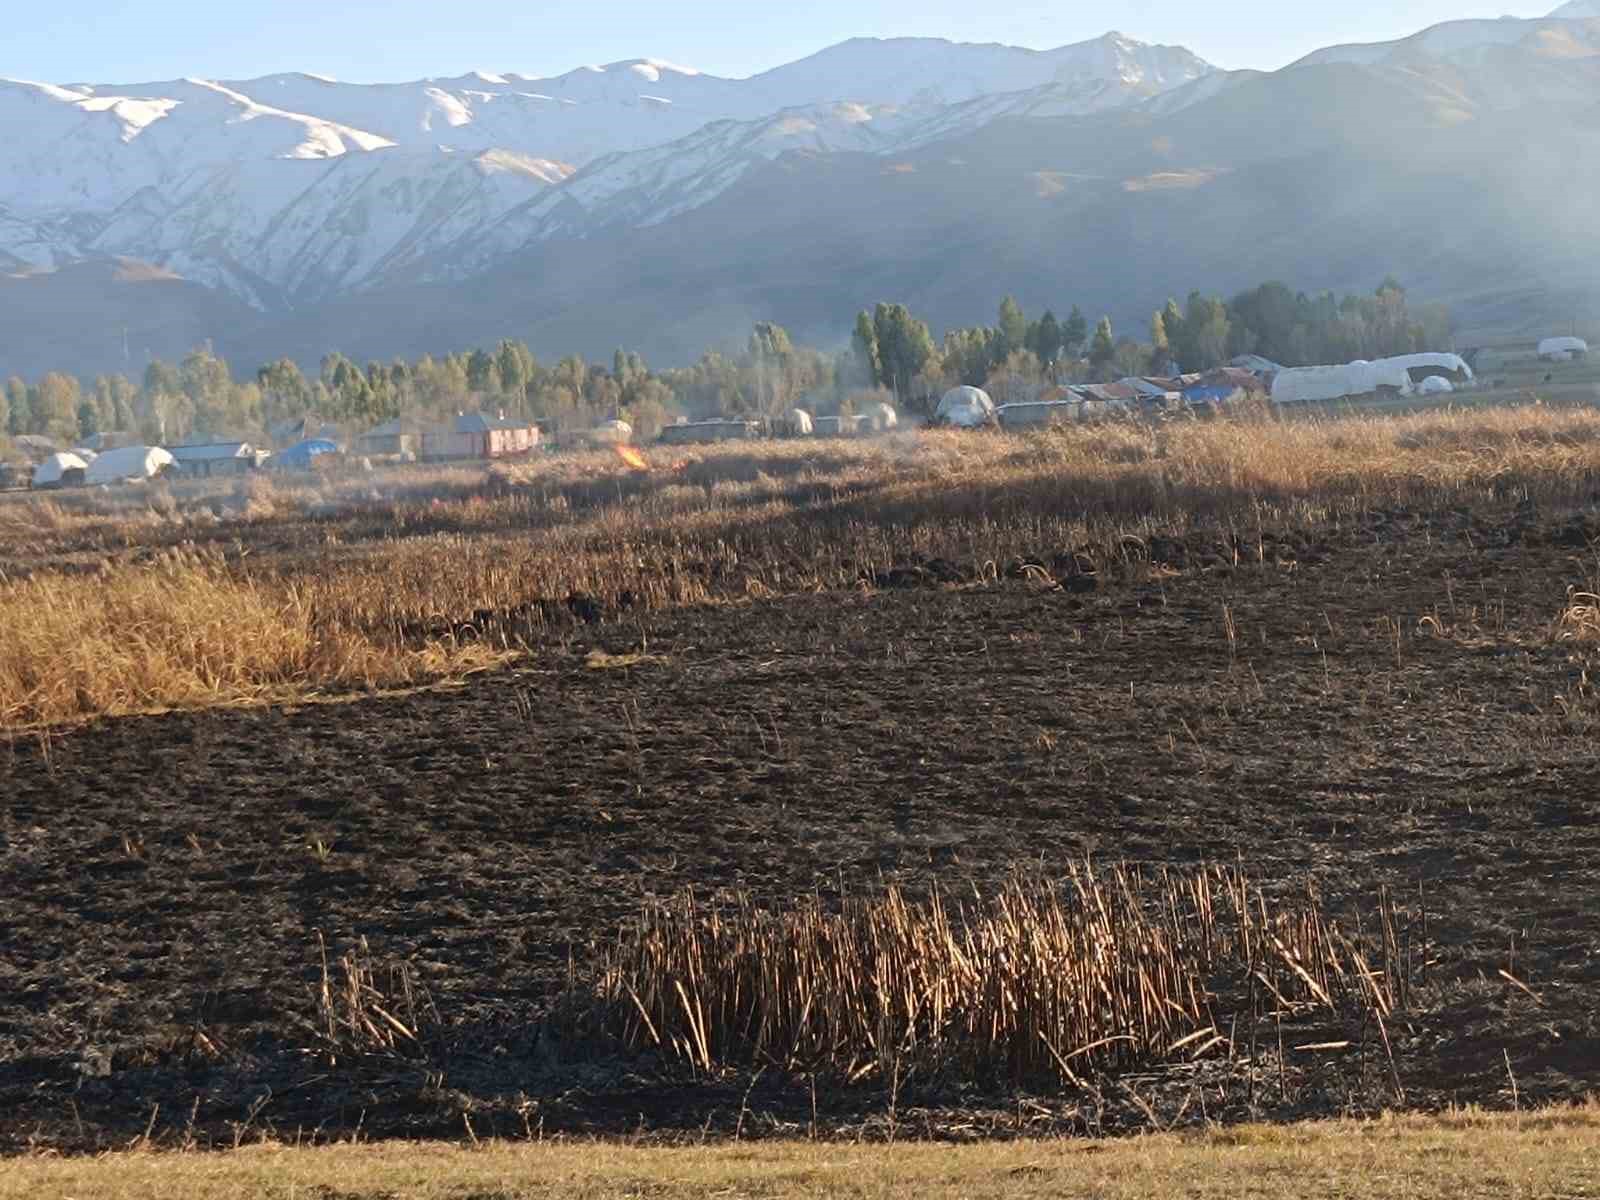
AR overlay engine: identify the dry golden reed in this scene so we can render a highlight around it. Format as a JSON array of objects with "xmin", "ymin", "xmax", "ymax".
[
  {"xmin": 586, "ymin": 863, "xmax": 1403, "ymax": 1087},
  {"xmin": 0, "ymin": 549, "xmax": 505, "ymax": 726},
  {"xmin": 4, "ymin": 405, "xmax": 1600, "ymax": 726}
]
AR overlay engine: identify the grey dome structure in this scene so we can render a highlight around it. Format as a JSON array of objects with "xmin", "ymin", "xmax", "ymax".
[{"xmin": 935, "ymin": 386, "xmax": 996, "ymax": 428}]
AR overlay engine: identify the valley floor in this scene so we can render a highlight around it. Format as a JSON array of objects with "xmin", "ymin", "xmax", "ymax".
[{"xmin": 4, "ymin": 489, "xmax": 1600, "ymax": 1148}]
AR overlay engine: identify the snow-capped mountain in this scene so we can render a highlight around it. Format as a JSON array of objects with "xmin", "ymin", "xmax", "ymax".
[
  {"xmin": 456, "ymin": 62, "xmax": 1213, "ymax": 278},
  {"xmin": 194, "ymin": 61, "xmax": 750, "ymax": 164},
  {"xmin": 0, "ymin": 32, "xmax": 1212, "ymax": 305},
  {"xmin": 4, "ymin": 5, "xmax": 1600, "ymax": 379},
  {"xmin": 747, "ymin": 34, "xmax": 1210, "ymax": 110},
  {"xmin": 87, "ymin": 149, "xmax": 573, "ymax": 307}
]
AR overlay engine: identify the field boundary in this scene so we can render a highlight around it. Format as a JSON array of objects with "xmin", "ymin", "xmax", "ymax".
[{"xmin": 5, "ymin": 1110, "xmax": 1599, "ymax": 1198}]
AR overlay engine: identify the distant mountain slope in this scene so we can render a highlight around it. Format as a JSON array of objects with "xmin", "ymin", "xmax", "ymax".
[
  {"xmin": 0, "ymin": 259, "xmax": 261, "ymax": 379},
  {"xmin": 2, "ymin": 13, "xmax": 1599, "ymax": 377},
  {"xmin": 0, "ymin": 32, "xmax": 1218, "ymax": 332},
  {"xmin": 216, "ymin": 52, "xmax": 1600, "ymax": 372},
  {"xmin": 1295, "ymin": 10, "xmax": 1600, "ymax": 67}
]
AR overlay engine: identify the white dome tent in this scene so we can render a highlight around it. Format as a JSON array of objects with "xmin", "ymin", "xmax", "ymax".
[
  {"xmin": 1417, "ymin": 375, "xmax": 1455, "ymax": 395},
  {"xmin": 1374, "ymin": 353, "xmax": 1473, "ymax": 384},
  {"xmin": 1271, "ymin": 361, "xmax": 1413, "ymax": 406},
  {"xmin": 935, "ymin": 386, "xmax": 996, "ymax": 428},
  {"xmin": 1539, "ymin": 337, "xmax": 1589, "ymax": 361},
  {"xmin": 84, "ymin": 445, "xmax": 175, "ymax": 485},
  {"xmin": 32, "ymin": 452, "xmax": 88, "ymax": 488},
  {"xmin": 783, "ymin": 407, "xmax": 814, "ymax": 436}
]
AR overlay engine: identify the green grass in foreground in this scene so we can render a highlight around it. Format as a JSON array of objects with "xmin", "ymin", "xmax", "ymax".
[{"xmin": 7, "ymin": 1111, "xmax": 1600, "ymax": 1200}]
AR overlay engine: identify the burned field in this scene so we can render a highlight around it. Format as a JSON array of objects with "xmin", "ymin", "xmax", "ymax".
[{"xmin": 4, "ymin": 418, "xmax": 1600, "ymax": 1151}]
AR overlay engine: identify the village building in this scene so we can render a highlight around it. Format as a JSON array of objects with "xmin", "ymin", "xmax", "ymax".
[
  {"xmin": 421, "ymin": 412, "xmax": 540, "ymax": 461},
  {"xmin": 169, "ymin": 441, "xmax": 267, "ymax": 478},
  {"xmin": 658, "ymin": 419, "xmax": 761, "ymax": 445},
  {"xmin": 355, "ymin": 418, "xmax": 425, "ymax": 459},
  {"xmin": 997, "ymin": 399, "xmax": 1080, "ymax": 429}
]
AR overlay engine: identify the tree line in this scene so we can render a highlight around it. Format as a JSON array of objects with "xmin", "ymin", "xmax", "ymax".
[
  {"xmin": 852, "ymin": 278, "xmax": 1451, "ymax": 406},
  {"xmin": 1, "ymin": 278, "xmax": 1450, "ymax": 448}
]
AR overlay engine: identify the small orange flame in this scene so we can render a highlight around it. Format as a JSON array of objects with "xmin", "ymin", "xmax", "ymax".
[{"xmin": 613, "ymin": 444, "xmax": 649, "ymax": 471}]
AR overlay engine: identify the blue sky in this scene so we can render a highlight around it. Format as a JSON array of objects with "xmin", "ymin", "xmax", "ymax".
[{"xmin": 4, "ymin": 0, "xmax": 1563, "ymax": 84}]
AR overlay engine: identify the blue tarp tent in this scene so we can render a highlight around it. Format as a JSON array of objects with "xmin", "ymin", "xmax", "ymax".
[{"xmin": 274, "ymin": 438, "xmax": 339, "ymax": 470}]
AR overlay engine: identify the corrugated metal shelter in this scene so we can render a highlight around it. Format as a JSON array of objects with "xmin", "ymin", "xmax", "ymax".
[
  {"xmin": 1123, "ymin": 378, "xmax": 1181, "ymax": 411},
  {"xmin": 997, "ymin": 399, "xmax": 1080, "ymax": 429},
  {"xmin": 1229, "ymin": 354, "xmax": 1283, "ymax": 375},
  {"xmin": 355, "ymin": 418, "xmax": 424, "ymax": 458},
  {"xmin": 1096, "ymin": 381, "xmax": 1141, "ymax": 403},
  {"xmin": 1202, "ymin": 367, "xmax": 1266, "ymax": 392},
  {"xmin": 170, "ymin": 441, "xmax": 263, "ymax": 478},
  {"xmin": 1141, "ymin": 374, "xmax": 1199, "ymax": 392},
  {"xmin": 658, "ymin": 419, "xmax": 761, "ymax": 445}
]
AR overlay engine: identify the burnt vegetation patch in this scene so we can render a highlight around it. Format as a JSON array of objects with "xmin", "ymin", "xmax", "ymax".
[{"xmin": 4, "ymin": 413, "xmax": 1600, "ymax": 1149}]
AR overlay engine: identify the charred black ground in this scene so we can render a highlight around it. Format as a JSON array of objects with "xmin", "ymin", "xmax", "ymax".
[{"xmin": 3, "ymin": 496, "xmax": 1599, "ymax": 1150}]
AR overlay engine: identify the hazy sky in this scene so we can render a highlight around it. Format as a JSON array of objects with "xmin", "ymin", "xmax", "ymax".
[{"xmin": 3, "ymin": 0, "xmax": 1565, "ymax": 84}]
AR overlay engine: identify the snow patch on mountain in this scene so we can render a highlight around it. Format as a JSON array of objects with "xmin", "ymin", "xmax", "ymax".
[
  {"xmin": 0, "ymin": 76, "xmax": 179, "ymax": 143},
  {"xmin": 182, "ymin": 78, "xmax": 397, "ymax": 157},
  {"xmin": 89, "ymin": 148, "xmax": 571, "ymax": 305}
]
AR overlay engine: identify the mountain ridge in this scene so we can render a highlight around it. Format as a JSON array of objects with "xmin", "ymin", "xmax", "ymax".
[
  {"xmin": 2, "ymin": 11, "xmax": 1599, "ymax": 378},
  {"xmin": 0, "ymin": 31, "xmax": 1213, "ymax": 309}
]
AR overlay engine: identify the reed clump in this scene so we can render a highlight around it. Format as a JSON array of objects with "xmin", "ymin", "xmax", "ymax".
[{"xmin": 585, "ymin": 864, "xmax": 1405, "ymax": 1087}]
